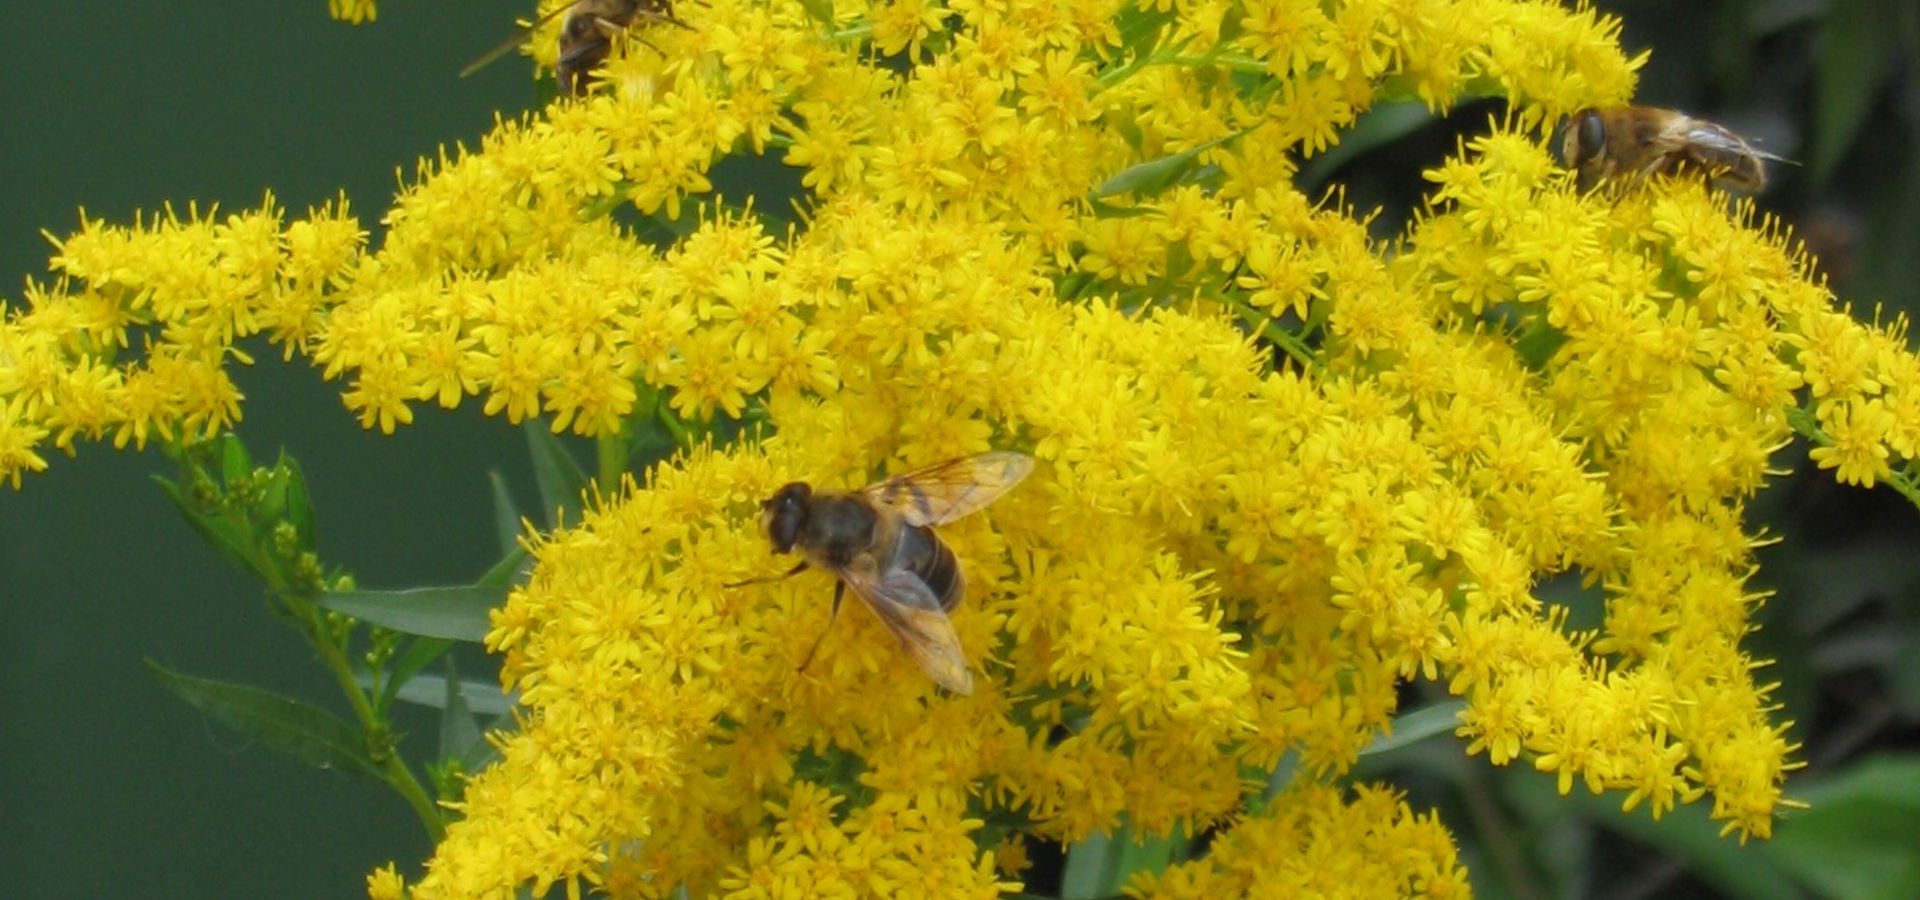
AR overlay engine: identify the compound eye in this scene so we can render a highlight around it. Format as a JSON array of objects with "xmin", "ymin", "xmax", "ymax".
[
  {"xmin": 762, "ymin": 484, "xmax": 810, "ymax": 553},
  {"xmin": 1572, "ymin": 111, "xmax": 1605, "ymax": 162}
]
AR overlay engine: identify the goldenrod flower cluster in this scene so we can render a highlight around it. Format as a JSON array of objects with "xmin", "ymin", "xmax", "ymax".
[{"xmin": 7, "ymin": 0, "xmax": 1900, "ymax": 896}]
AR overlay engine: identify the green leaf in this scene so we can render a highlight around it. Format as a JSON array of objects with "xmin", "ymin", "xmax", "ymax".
[
  {"xmin": 628, "ymin": 415, "xmax": 679, "ymax": 472},
  {"xmin": 475, "ymin": 547, "xmax": 531, "ymax": 590},
  {"xmin": 488, "ymin": 470, "xmax": 521, "ymax": 558},
  {"xmin": 1113, "ymin": 4, "xmax": 1177, "ymax": 56},
  {"xmin": 1525, "ymin": 774, "xmax": 1801, "ymax": 900},
  {"xmin": 1252, "ymin": 750, "xmax": 1300, "ymax": 815},
  {"xmin": 1766, "ymin": 755, "xmax": 1920, "ymax": 900},
  {"xmin": 379, "ymin": 636, "xmax": 455, "ymax": 714},
  {"xmin": 1811, "ymin": 0, "xmax": 1897, "ymax": 185},
  {"xmin": 1360, "ymin": 700, "xmax": 1465, "ymax": 756},
  {"xmin": 218, "ymin": 433, "xmax": 252, "ymax": 485},
  {"xmin": 151, "ymin": 474, "xmax": 260, "ymax": 579},
  {"xmin": 491, "ymin": 470, "xmax": 522, "ymax": 552},
  {"xmin": 281, "ymin": 454, "xmax": 316, "ymax": 552},
  {"xmin": 524, "ymin": 421, "xmax": 588, "ymax": 529},
  {"xmin": 465, "ymin": 711, "xmax": 515, "ymax": 772},
  {"xmin": 255, "ymin": 463, "xmax": 289, "ymax": 522},
  {"xmin": 1062, "ymin": 818, "xmax": 1179, "ymax": 898},
  {"xmin": 438, "ymin": 660, "xmax": 485, "ymax": 763},
  {"xmin": 1296, "ymin": 101, "xmax": 1435, "ymax": 194},
  {"xmin": 1092, "ymin": 143, "xmax": 1208, "ymax": 199},
  {"xmin": 796, "ymin": 0, "xmax": 833, "ymax": 27},
  {"xmin": 1060, "ymin": 828, "xmax": 1117, "ymax": 899},
  {"xmin": 648, "ymin": 204, "xmax": 704, "ymax": 240},
  {"xmin": 1113, "ymin": 825, "xmax": 1185, "ymax": 880},
  {"xmin": 315, "ymin": 585, "xmax": 505, "ymax": 642},
  {"xmin": 1093, "ymin": 127, "xmax": 1245, "ymax": 200},
  {"xmin": 1514, "ymin": 319, "xmax": 1569, "ymax": 371},
  {"xmin": 145, "ymin": 659, "xmax": 380, "ymax": 778},
  {"xmin": 372, "ymin": 672, "xmax": 513, "ymax": 718},
  {"xmin": 1086, "ymin": 196, "xmax": 1153, "ymax": 219},
  {"xmin": 579, "ymin": 181, "xmax": 634, "ymax": 222}
]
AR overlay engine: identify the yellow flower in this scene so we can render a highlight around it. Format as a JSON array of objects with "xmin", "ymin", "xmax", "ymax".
[
  {"xmin": 1131, "ymin": 785, "xmax": 1469, "ymax": 897},
  {"xmin": 1809, "ymin": 397, "xmax": 1894, "ymax": 486},
  {"xmin": 0, "ymin": 396, "xmax": 50, "ymax": 488},
  {"xmin": 17, "ymin": 0, "xmax": 1899, "ymax": 893},
  {"xmin": 365, "ymin": 864, "xmax": 406, "ymax": 900},
  {"xmin": 329, "ymin": 0, "xmax": 377, "ymax": 25}
]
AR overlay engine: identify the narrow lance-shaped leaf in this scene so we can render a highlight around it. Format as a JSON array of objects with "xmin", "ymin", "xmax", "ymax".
[
  {"xmin": 1361, "ymin": 700, "xmax": 1467, "ymax": 757},
  {"xmin": 368, "ymin": 672, "xmax": 516, "ymax": 718},
  {"xmin": 477, "ymin": 546, "xmax": 531, "ymax": 590},
  {"xmin": 378, "ymin": 635, "xmax": 456, "ymax": 715},
  {"xmin": 146, "ymin": 659, "xmax": 380, "ymax": 779},
  {"xmin": 316, "ymin": 584, "xmax": 505, "ymax": 643},
  {"xmin": 1765, "ymin": 755, "xmax": 1920, "ymax": 899},
  {"xmin": 151, "ymin": 474, "xmax": 262, "ymax": 580},
  {"xmin": 1810, "ymin": 0, "xmax": 1897, "ymax": 185},
  {"xmin": 1517, "ymin": 774, "xmax": 1800, "ymax": 900},
  {"xmin": 488, "ymin": 470, "xmax": 521, "ymax": 558},
  {"xmin": 524, "ymin": 420, "xmax": 588, "ymax": 528},
  {"xmin": 1060, "ymin": 827, "xmax": 1118, "ymax": 900},
  {"xmin": 438, "ymin": 659, "xmax": 486, "ymax": 764},
  {"xmin": 1296, "ymin": 101, "xmax": 1435, "ymax": 194},
  {"xmin": 1091, "ymin": 129, "xmax": 1243, "ymax": 200}
]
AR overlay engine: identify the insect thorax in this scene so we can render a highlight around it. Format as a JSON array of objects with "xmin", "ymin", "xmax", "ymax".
[{"xmin": 804, "ymin": 495, "xmax": 883, "ymax": 567}]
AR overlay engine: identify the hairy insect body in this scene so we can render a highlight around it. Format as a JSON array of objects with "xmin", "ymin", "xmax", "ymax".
[{"xmin": 734, "ymin": 451, "xmax": 1033, "ymax": 694}]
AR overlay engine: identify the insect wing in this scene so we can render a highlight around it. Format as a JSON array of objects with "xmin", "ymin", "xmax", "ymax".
[
  {"xmin": 460, "ymin": 3, "xmax": 576, "ymax": 78},
  {"xmin": 862, "ymin": 451, "xmax": 1034, "ymax": 527},
  {"xmin": 1675, "ymin": 119, "xmax": 1755, "ymax": 157},
  {"xmin": 1667, "ymin": 116, "xmax": 1776, "ymax": 190},
  {"xmin": 840, "ymin": 562, "xmax": 974, "ymax": 694}
]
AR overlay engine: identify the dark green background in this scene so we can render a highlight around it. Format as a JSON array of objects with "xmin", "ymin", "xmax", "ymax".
[
  {"xmin": 1, "ymin": 1, "xmax": 544, "ymax": 895},
  {"xmin": 5, "ymin": 2, "xmax": 1919, "ymax": 898}
]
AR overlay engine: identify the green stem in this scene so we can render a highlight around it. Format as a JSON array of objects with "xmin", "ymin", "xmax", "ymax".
[
  {"xmin": 304, "ymin": 603, "xmax": 446, "ymax": 840},
  {"xmin": 1159, "ymin": 53, "xmax": 1266, "ymax": 73},
  {"xmin": 656, "ymin": 401, "xmax": 694, "ymax": 449},
  {"xmin": 1097, "ymin": 48, "xmax": 1265, "ymax": 90},
  {"xmin": 383, "ymin": 753, "xmax": 446, "ymax": 841},
  {"xmin": 1887, "ymin": 469, "xmax": 1920, "ymax": 509},
  {"xmin": 597, "ymin": 430, "xmax": 629, "ymax": 491},
  {"xmin": 1214, "ymin": 290, "xmax": 1317, "ymax": 369}
]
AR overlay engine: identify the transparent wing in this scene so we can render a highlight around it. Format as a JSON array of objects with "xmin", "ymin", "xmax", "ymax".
[
  {"xmin": 1684, "ymin": 121, "xmax": 1795, "ymax": 164},
  {"xmin": 839, "ymin": 561, "xmax": 974, "ymax": 694},
  {"xmin": 460, "ymin": 3, "xmax": 573, "ymax": 78},
  {"xmin": 860, "ymin": 451, "xmax": 1034, "ymax": 527},
  {"xmin": 1675, "ymin": 120, "xmax": 1755, "ymax": 156}
]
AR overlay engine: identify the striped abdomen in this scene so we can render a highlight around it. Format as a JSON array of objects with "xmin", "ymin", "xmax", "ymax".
[{"xmin": 890, "ymin": 524, "xmax": 965, "ymax": 611}]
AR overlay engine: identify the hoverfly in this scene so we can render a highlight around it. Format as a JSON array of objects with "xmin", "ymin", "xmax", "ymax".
[
  {"xmin": 730, "ymin": 451, "xmax": 1035, "ymax": 695},
  {"xmin": 1559, "ymin": 106, "xmax": 1790, "ymax": 193},
  {"xmin": 461, "ymin": 0, "xmax": 688, "ymax": 96}
]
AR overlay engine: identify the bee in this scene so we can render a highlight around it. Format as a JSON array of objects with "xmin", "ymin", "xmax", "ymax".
[
  {"xmin": 729, "ymin": 451, "xmax": 1035, "ymax": 695},
  {"xmin": 461, "ymin": 0, "xmax": 688, "ymax": 96},
  {"xmin": 1558, "ymin": 107, "xmax": 1789, "ymax": 194}
]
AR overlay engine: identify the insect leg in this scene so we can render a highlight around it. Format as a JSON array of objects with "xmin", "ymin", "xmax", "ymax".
[
  {"xmin": 796, "ymin": 581, "xmax": 845, "ymax": 675},
  {"xmin": 723, "ymin": 560, "xmax": 808, "ymax": 588}
]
